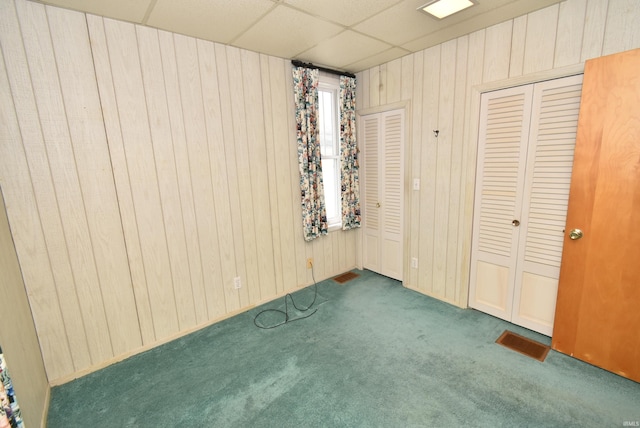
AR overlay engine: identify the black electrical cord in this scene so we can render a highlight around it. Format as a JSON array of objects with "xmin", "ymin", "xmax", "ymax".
[{"xmin": 253, "ymin": 266, "xmax": 319, "ymax": 329}]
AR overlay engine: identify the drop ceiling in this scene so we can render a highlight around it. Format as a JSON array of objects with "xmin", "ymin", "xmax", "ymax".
[{"xmin": 33, "ymin": 0, "xmax": 564, "ymax": 73}]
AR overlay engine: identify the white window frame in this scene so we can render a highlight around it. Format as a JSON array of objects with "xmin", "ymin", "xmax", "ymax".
[{"xmin": 318, "ymin": 74, "xmax": 341, "ymax": 231}]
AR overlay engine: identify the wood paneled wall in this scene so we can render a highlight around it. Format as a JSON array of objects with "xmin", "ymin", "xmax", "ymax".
[
  {"xmin": 0, "ymin": 0, "xmax": 357, "ymax": 383},
  {"xmin": 356, "ymin": 0, "xmax": 640, "ymax": 307},
  {"xmin": 0, "ymin": 187, "xmax": 49, "ymax": 428}
]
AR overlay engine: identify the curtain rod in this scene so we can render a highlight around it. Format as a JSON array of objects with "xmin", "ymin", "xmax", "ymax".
[{"xmin": 291, "ymin": 60, "xmax": 356, "ymax": 79}]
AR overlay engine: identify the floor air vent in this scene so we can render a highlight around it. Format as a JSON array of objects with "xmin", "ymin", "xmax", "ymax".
[
  {"xmin": 496, "ymin": 330, "xmax": 550, "ymax": 362},
  {"xmin": 333, "ymin": 271, "xmax": 359, "ymax": 284}
]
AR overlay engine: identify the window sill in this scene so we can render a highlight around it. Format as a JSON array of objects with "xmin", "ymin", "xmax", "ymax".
[{"xmin": 328, "ymin": 223, "xmax": 342, "ymax": 233}]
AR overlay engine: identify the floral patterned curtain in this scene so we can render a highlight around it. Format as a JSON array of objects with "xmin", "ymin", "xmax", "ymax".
[
  {"xmin": 339, "ymin": 75, "xmax": 361, "ymax": 230},
  {"xmin": 293, "ymin": 66, "xmax": 328, "ymax": 241}
]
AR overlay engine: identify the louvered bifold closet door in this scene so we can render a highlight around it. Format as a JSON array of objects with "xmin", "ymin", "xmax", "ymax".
[
  {"xmin": 362, "ymin": 114, "xmax": 381, "ymax": 272},
  {"xmin": 469, "ymin": 86, "xmax": 534, "ymax": 321},
  {"xmin": 380, "ymin": 110, "xmax": 404, "ymax": 281},
  {"xmin": 512, "ymin": 74, "xmax": 583, "ymax": 335},
  {"xmin": 362, "ymin": 109, "xmax": 404, "ymax": 281}
]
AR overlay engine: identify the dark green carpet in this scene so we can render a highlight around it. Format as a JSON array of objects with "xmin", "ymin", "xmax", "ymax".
[{"xmin": 47, "ymin": 270, "xmax": 640, "ymax": 427}]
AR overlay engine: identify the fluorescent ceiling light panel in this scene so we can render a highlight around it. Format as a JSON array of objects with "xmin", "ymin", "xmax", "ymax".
[{"xmin": 418, "ymin": 0, "xmax": 475, "ymax": 19}]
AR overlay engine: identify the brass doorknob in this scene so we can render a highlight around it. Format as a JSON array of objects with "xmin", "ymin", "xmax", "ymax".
[
  {"xmin": 512, "ymin": 219, "xmax": 520, "ymax": 226},
  {"xmin": 569, "ymin": 229, "xmax": 583, "ymax": 240},
  {"xmin": 376, "ymin": 202, "xmax": 381, "ymax": 208}
]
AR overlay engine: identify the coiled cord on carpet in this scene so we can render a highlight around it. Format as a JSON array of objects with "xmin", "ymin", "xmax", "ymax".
[{"xmin": 253, "ymin": 267, "xmax": 319, "ymax": 329}]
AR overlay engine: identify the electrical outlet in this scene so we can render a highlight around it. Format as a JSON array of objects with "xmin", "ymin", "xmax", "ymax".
[
  {"xmin": 233, "ymin": 276, "xmax": 241, "ymax": 289},
  {"xmin": 306, "ymin": 258, "xmax": 313, "ymax": 269},
  {"xmin": 411, "ymin": 257, "xmax": 418, "ymax": 269}
]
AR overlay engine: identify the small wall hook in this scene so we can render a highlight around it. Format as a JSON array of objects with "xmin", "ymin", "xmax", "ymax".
[{"xmin": 433, "ymin": 130, "xmax": 439, "ymax": 138}]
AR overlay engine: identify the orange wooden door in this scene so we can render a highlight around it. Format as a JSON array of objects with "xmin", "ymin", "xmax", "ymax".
[{"xmin": 551, "ymin": 48, "xmax": 640, "ymax": 382}]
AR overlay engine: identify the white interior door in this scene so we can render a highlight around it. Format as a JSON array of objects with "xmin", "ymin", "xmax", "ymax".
[
  {"xmin": 469, "ymin": 85, "xmax": 534, "ymax": 321},
  {"xmin": 512, "ymin": 75, "xmax": 583, "ymax": 335},
  {"xmin": 362, "ymin": 109, "xmax": 404, "ymax": 281},
  {"xmin": 362, "ymin": 114, "xmax": 381, "ymax": 272},
  {"xmin": 469, "ymin": 75, "xmax": 583, "ymax": 336}
]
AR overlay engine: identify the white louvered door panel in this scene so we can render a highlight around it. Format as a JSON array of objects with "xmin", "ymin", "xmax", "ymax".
[
  {"xmin": 381, "ymin": 110, "xmax": 404, "ymax": 280},
  {"xmin": 512, "ymin": 74, "xmax": 583, "ymax": 335},
  {"xmin": 362, "ymin": 109, "xmax": 404, "ymax": 281},
  {"xmin": 362, "ymin": 114, "xmax": 381, "ymax": 272},
  {"xmin": 469, "ymin": 86, "xmax": 533, "ymax": 321}
]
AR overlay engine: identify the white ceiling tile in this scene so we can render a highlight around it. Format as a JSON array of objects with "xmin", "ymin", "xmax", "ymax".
[
  {"xmin": 354, "ymin": 0, "xmax": 439, "ymax": 46},
  {"xmin": 42, "ymin": 0, "xmax": 152, "ymax": 23},
  {"xmin": 283, "ymin": 0, "xmax": 402, "ymax": 26},
  {"xmin": 297, "ymin": 30, "xmax": 392, "ymax": 70},
  {"xmin": 36, "ymin": 0, "xmax": 566, "ymax": 72},
  {"xmin": 233, "ymin": 5, "xmax": 343, "ymax": 59},
  {"xmin": 146, "ymin": 0, "xmax": 275, "ymax": 43},
  {"xmin": 346, "ymin": 47, "xmax": 411, "ymax": 73},
  {"xmin": 402, "ymin": 0, "xmax": 564, "ymax": 52}
]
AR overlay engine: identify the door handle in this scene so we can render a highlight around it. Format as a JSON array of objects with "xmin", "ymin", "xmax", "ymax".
[
  {"xmin": 569, "ymin": 229, "xmax": 583, "ymax": 240},
  {"xmin": 512, "ymin": 219, "xmax": 520, "ymax": 227},
  {"xmin": 376, "ymin": 202, "xmax": 381, "ymax": 208}
]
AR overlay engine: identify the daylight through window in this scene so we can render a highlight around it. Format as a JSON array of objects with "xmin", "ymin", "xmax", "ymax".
[{"xmin": 318, "ymin": 75, "xmax": 341, "ymax": 229}]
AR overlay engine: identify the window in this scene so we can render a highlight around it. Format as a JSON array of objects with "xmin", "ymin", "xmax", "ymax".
[{"xmin": 318, "ymin": 75, "xmax": 341, "ymax": 230}]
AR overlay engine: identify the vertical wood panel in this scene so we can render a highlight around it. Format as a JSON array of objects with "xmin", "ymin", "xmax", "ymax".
[
  {"xmin": 602, "ymin": 0, "xmax": 640, "ymax": 55},
  {"xmin": 433, "ymin": 40, "xmax": 456, "ymax": 298},
  {"xmin": 369, "ymin": 66, "xmax": 380, "ymax": 107},
  {"xmin": 554, "ymin": 0, "xmax": 587, "ymax": 68},
  {"xmin": 444, "ymin": 35, "xmax": 468, "ymax": 303},
  {"xmin": 157, "ymin": 30, "xmax": 207, "ymax": 326},
  {"xmin": 260, "ymin": 54, "xmax": 285, "ymax": 294},
  {"xmin": 337, "ymin": 229, "xmax": 347, "ymax": 273},
  {"xmin": 509, "ymin": 15, "xmax": 527, "ymax": 78},
  {"xmin": 345, "ymin": 229, "xmax": 356, "ymax": 269},
  {"xmin": 386, "ymin": 58, "xmax": 402, "ymax": 103},
  {"xmin": 18, "ymin": 0, "xmax": 113, "ymax": 365},
  {"xmin": 2, "ymin": 0, "xmax": 87, "ymax": 375},
  {"xmin": 523, "ymin": 5, "xmax": 559, "ymax": 74},
  {"xmin": 87, "ymin": 14, "xmax": 156, "ymax": 346},
  {"xmin": 0, "ymin": 185, "xmax": 49, "ymax": 428},
  {"xmin": 378, "ymin": 63, "xmax": 387, "ymax": 105},
  {"xmin": 268, "ymin": 57, "xmax": 297, "ymax": 293},
  {"xmin": 214, "ymin": 44, "xmax": 246, "ymax": 311},
  {"xmin": 456, "ymin": 29, "xmax": 485, "ymax": 306},
  {"xmin": 196, "ymin": 38, "xmax": 236, "ymax": 316},
  {"xmin": 334, "ymin": 231, "xmax": 343, "ymax": 274},
  {"xmin": 136, "ymin": 25, "xmax": 196, "ymax": 331},
  {"xmin": 227, "ymin": 46, "xmax": 259, "ymax": 306},
  {"xmin": 329, "ymin": 232, "xmax": 338, "ymax": 275},
  {"xmin": 321, "ymin": 230, "xmax": 332, "ymax": 276},
  {"xmin": 417, "ymin": 46, "xmax": 440, "ymax": 293},
  {"xmin": 47, "ymin": 5, "xmax": 142, "ymax": 355},
  {"xmin": 0, "ymin": 9, "xmax": 75, "ymax": 377},
  {"xmin": 174, "ymin": 34, "xmax": 225, "ymax": 318},
  {"xmin": 483, "ymin": 21, "xmax": 512, "ymax": 82},
  {"xmin": 359, "ymin": 69, "xmax": 370, "ymax": 110},
  {"xmin": 103, "ymin": 17, "xmax": 179, "ymax": 339},
  {"xmin": 401, "ymin": 55, "xmax": 413, "ymax": 102},
  {"xmin": 312, "ymin": 238, "xmax": 324, "ymax": 280},
  {"xmin": 242, "ymin": 49, "xmax": 277, "ymax": 301},
  {"xmin": 581, "ymin": 0, "xmax": 608, "ymax": 62},
  {"xmin": 408, "ymin": 50, "xmax": 423, "ymax": 288}
]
